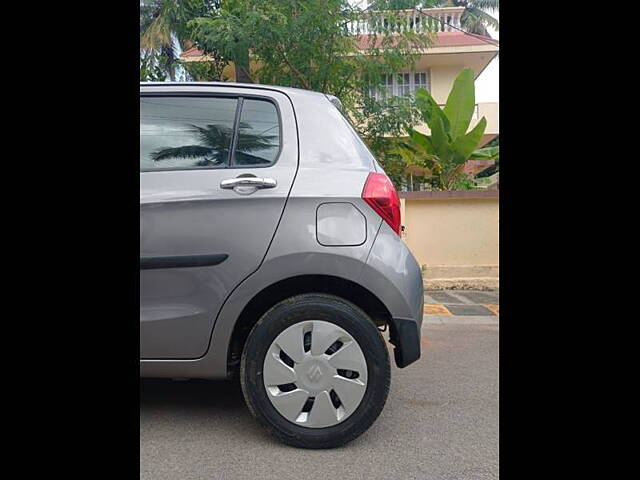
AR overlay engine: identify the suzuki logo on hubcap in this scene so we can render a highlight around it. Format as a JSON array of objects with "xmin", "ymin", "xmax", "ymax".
[{"xmin": 307, "ymin": 364, "xmax": 323, "ymax": 382}]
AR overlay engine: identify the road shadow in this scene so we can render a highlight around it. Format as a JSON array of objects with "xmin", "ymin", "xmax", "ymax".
[
  {"xmin": 140, "ymin": 377, "xmax": 278, "ymax": 446},
  {"xmin": 141, "ymin": 378, "xmax": 246, "ymax": 410}
]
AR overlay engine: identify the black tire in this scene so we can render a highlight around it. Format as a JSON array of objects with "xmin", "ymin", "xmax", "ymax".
[{"xmin": 240, "ymin": 293, "xmax": 390, "ymax": 449}]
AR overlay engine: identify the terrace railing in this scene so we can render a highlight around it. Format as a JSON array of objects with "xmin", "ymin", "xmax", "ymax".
[{"xmin": 346, "ymin": 7, "xmax": 465, "ymax": 35}]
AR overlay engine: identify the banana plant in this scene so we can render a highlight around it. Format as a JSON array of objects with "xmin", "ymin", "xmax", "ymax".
[
  {"xmin": 469, "ymin": 145, "xmax": 499, "ymax": 161},
  {"xmin": 393, "ymin": 67, "xmax": 493, "ymax": 190}
]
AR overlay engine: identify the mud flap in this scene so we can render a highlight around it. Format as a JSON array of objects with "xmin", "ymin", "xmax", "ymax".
[{"xmin": 387, "ymin": 317, "xmax": 421, "ymax": 368}]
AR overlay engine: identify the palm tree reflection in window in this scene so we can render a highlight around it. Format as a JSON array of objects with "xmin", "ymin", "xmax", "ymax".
[{"xmin": 151, "ymin": 122, "xmax": 278, "ymax": 167}]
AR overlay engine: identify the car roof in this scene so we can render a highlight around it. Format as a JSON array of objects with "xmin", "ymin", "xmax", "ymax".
[{"xmin": 140, "ymin": 81, "xmax": 329, "ymax": 101}]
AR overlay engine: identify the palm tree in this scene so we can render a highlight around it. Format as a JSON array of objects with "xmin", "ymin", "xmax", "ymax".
[
  {"xmin": 438, "ymin": 0, "xmax": 498, "ymax": 37},
  {"xmin": 140, "ymin": 1, "xmax": 219, "ymax": 81},
  {"xmin": 151, "ymin": 122, "xmax": 278, "ymax": 167}
]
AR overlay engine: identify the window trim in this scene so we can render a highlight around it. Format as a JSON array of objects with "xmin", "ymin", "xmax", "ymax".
[
  {"xmin": 413, "ymin": 71, "xmax": 430, "ymax": 94},
  {"xmin": 140, "ymin": 92, "xmax": 283, "ymax": 172},
  {"xmin": 370, "ymin": 70, "xmax": 431, "ymax": 100},
  {"xmin": 228, "ymin": 97, "xmax": 244, "ymax": 167}
]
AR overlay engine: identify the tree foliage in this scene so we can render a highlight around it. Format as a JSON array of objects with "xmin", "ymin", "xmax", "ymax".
[
  {"xmin": 140, "ymin": 51, "xmax": 168, "ymax": 81},
  {"xmin": 182, "ymin": 57, "xmax": 229, "ymax": 81},
  {"xmin": 140, "ymin": 1, "xmax": 221, "ymax": 80},
  {"xmin": 188, "ymin": 0, "xmax": 438, "ymax": 182},
  {"xmin": 139, "ymin": 1, "xmax": 499, "ymax": 188},
  {"xmin": 438, "ymin": 0, "xmax": 498, "ymax": 36},
  {"xmin": 472, "ymin": 136, "xmax": 499, "ymax": 179}
]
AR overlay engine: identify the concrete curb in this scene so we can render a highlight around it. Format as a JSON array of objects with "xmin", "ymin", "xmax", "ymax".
[
  {"xmin": 423, "ymin": 315, "xmax": 499, "ymax": 325},
  {"xmin": 422, "ymin": 265, "xmax": 499, "ymax": 279},
  {"xmin": 424, "ymin": 277, "xmax": 499, "ymax": 291}
]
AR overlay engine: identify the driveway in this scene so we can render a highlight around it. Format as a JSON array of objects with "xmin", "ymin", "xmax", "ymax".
[{"xmin": 140, "ymin": 292, "xmax": 499, "ymax": 480}]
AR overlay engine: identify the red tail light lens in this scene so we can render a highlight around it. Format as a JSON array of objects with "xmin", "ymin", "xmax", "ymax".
[{"xmin": 362, "ymin": 172, "xmax": 401, "ymax": 235}]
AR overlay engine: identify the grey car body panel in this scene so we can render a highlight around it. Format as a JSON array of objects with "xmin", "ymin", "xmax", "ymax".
[
  {"xmin": 140, "ymin": 86, "xmax": 298, "ymax": 358},
  {"xmin": 139, "ymin": 82, "xmax": 423, "ymax": 379},
  {"xmin": 361, "ymin": 221, "xmax": 425, "ymax": 323}
]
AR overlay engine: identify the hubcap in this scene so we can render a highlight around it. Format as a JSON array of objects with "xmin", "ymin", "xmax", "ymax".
[{"xmin": 262, "ymin": 320, "xmax": 368, "ymax": 428}]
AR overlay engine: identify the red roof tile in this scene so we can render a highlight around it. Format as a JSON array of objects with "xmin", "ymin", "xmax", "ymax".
[
  {"xmin": 432, "ymin": 31, "xmax": 496, "ymax": 47},
  {"xmin": 182, "ymin": 47, "xmax": 204, "ymax": 57}
]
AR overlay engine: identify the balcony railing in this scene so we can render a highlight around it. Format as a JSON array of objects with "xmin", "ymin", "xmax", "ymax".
[{"xmin": 346, "ymin": 7, "xmax": 465, "ymax": 35}]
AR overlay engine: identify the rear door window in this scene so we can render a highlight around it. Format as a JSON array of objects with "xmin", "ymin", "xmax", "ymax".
[
  {"xmin": 232, "ymin": 98, "xmax": 281, "ymax": 167},
  {"xmin": 140, "ymin": 96, "xmax": 238, "ymax": 170},
  {"xmin": 140, "ymin": 95, "xmax": 282, "ymax": 171}
]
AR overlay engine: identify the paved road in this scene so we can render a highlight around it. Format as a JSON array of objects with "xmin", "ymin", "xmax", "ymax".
[
  {"xmin": 140, "ymin": 322, "xmax": 498, "ymax": 480},
  {"xmin": 424, "ymin": 290, "xmax": 499, "ymax": 320}
]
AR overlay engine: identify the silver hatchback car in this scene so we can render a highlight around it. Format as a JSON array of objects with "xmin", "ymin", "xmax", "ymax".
[{"xmin": 140, "ymin": 82, "xmax": 424, "ymax": 448}]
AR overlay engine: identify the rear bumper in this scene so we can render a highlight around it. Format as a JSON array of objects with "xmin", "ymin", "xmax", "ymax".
[{"xmin": 359, "ymin": 222, "xmax": 424, "ymax": 368}]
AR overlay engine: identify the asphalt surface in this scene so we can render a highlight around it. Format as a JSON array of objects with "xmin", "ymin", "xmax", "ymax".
[{"xmin": 140, "ymin": 322, "xmax": 499, "ymax": 480}]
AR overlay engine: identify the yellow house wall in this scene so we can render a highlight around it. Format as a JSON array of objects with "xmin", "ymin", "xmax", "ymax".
[
  {"xmin": 401, "ymin": 197, "xmax": 499, "ymax": 268},
  {"xmin": 429, "ymin": 65, "xmax": 462, "ymax": 104}
]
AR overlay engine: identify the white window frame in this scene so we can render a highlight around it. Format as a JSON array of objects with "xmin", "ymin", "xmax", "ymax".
[
  {"xmin": 413, "ymin": 72, "xmax": 429, "ymax": 94},
  {"xmin": 371, "ymin": 70, "xmax": 431, "ymax": 101}
]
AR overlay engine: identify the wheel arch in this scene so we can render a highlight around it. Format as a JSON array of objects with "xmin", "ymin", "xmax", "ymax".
[{"xmin": 226, "ymin": 274, "xmax": 392, "ymax": 377}]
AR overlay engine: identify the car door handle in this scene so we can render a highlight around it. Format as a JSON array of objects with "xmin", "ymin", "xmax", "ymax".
[{"xmin": 220, "ymin": 177, "xmax": 277, "ymax": 190}]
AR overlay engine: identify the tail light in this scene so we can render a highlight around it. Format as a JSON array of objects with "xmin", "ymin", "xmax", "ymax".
[{"xmin": 362, "ymin": 172, "xmax": 401, "ymax": 235}]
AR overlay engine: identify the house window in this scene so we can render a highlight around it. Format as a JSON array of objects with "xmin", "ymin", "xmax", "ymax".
[
  {"xmin": 413, "ymin": 72, "xmax": 429, "ymax": 93},
  {"xmin": 397, "ymin": 73, "xmax": 411, "ymax": 96},
  {"xmin": 371, "ymin": 71, "xmax": 430, "ymax": 101}
]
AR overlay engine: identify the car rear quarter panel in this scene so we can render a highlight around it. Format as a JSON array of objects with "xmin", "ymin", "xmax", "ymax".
[{"xmin": 359, "ymin": 221, "xmax": 424, "ymax": 325}]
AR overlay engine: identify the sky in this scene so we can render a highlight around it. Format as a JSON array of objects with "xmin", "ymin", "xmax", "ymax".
[{"xmin": 474, "ymin": 10, "xmax": 499, "ymax": 103}]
